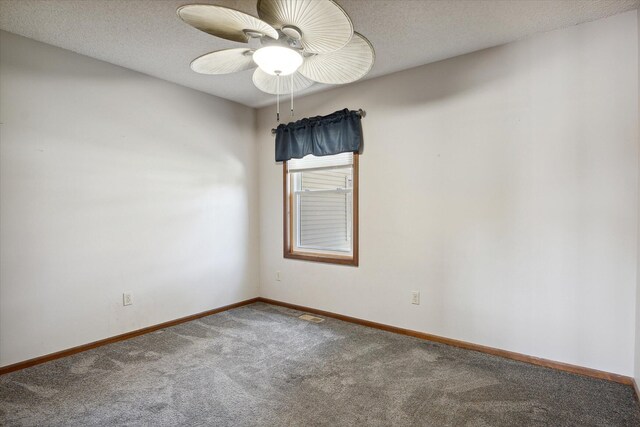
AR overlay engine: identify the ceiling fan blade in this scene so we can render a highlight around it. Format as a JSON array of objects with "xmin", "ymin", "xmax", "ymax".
[
  {"xmin": 177, "ymin": 4, "xmax": 278, "ymax": 43},
  {"xmin": 190, "ymin": 48, "xmax": 256, "ymax": 75},
  {"xmin": 257, "ymin": 0, "xmax": 353, "ymax": 54},
  {"xmin": 252, "ymin": 68, "xmax": 314, "ymax": 95},
  {"xmin": 298, "ymin": 33, "xmax": 374, "ymax": 85}
]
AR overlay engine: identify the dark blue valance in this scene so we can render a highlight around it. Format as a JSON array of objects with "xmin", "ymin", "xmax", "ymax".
[{"xmin": 275, "ymin": 108, "xmax": 362, "ymax": 162}]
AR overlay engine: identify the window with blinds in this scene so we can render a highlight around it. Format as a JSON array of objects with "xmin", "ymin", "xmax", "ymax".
[{"xmin": 284, "ymin": 152, "xmax": 358, "ymax": 265}]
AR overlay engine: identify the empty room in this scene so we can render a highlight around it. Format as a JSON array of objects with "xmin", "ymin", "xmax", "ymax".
[{"xmin": 1, "ymin": 0, "xmax": 640, "ymax": 425}]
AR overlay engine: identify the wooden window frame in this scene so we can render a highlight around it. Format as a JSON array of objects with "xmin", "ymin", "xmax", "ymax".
[{"xmin": 283, "ymin": 153, "xmax": 359, "ymax": 266}]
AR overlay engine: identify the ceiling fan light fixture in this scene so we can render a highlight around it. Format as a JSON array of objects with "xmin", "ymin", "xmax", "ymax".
[
  {"xmin": 178, "ymin": 0, "xmax": 375, "ymax": 121},
  {"xmin": 252, "ymin": 46, "xmax": 303, "ymax": 76}
]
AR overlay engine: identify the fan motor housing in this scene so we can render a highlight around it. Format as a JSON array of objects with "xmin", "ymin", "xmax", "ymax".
[
  {"xmin": 281, "ymin": 25, "xmax": 303, "ymax": 40},
  {"xmin": 259, "ymin": 30, "xmax": 303, "ymax": 51}
]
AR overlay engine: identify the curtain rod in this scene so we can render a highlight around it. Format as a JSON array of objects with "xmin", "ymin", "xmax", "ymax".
[{"xmin": 270, "ymin": 109, "xmax": 366, "ymax": 135}]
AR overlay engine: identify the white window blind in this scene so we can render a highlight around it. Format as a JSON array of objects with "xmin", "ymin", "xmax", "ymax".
[
  {"xmin": 290, "ymin": 153, "xmax": 353, "ymax": 253},
  {"xmin": 288, "ymin": 152, "xmax": 354, "ymax": 172}
]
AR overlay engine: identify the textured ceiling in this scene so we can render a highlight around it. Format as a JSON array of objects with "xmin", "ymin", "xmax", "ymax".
[{"xmin": 0, "ymin": 0, "xmax": 638, "ymax": 108}]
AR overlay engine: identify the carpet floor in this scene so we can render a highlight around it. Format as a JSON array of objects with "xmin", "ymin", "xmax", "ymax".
[{"xmin": 1, "ymin": 302, "xmax": 639, "ymax": 426}]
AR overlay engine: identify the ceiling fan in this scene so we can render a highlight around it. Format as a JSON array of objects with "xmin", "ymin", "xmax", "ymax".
[{"xmin": 177, "ymin": 0, "xmax": 375, "ymax": 121}]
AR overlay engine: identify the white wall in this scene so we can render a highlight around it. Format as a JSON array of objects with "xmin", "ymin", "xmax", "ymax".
[
  {"xmin": 258, "ymin": 11, "xmax": 638, "ymax": 376},
  {"xmin": 0, "ymin": 31, "xmax": 259, "ymax": 367},
  {"xmin": 2, "ymin": 11, "xmax": 638, "ymax": 377}
]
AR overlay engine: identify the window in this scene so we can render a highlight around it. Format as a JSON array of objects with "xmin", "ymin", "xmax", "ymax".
[{"xmin": 283, "ymin": 152, "xmax": 359, "ymax": 266}]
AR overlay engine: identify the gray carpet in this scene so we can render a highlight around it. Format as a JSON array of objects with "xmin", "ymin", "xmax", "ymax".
[{"xmin": 1, "ymin": 302, "xmax": 639, "ymax": 426}]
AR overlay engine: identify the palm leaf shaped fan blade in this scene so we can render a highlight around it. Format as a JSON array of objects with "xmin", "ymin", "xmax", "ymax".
[
  {"xmin": 191, "ymin": 48, "xmax": 257, "ymax": 75},
  {"xmin": 252, "ymin": 68, "xmax": 314, "ymax": 94},
  {"xmin": 299, "ymin": 33, "xmax": 375, "ymax": 84},
  {"xmin": 257, "ymin": 0, "xmax": 353, "ymax": 54},
  {"xmin": 177, "ymin": 4, "xmax": 278, "ymax": 43}
]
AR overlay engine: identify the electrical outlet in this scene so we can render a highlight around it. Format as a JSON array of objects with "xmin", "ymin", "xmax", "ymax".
[
  {"xmin": 276, "ymin": 271, "xmax": 281, "ymax": 281},
  {"xmin": 411, "ymin": 291, "xmax": 420, "ymax": 305},
  {"xmin": 123, "ymin": 292, "xmax": 133, "ymax": 306}
]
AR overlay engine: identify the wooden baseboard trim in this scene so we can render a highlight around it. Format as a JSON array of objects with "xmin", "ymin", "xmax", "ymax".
[
  {"xmin": 257, "ymin": 297, "xmax": 634, "ymax": 386},
  {"xmin": 3, "ymin": 296, "xmax": 635, "ymax": 391},
  {"xmin": 0, "ymin": 297, "xmax": 260, "ymax": 376}
]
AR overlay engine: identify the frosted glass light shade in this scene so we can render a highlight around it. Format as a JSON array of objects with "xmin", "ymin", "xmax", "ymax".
[{"xmin": 252, "ymin": 46, "xmax": 302, "ymax": 76}]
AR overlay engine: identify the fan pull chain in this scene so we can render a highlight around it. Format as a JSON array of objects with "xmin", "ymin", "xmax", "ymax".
[
  {"xmin": 276, "ymin": 72, "xmax": 280, "ymax": 123},
  {"xmin": 290, "ymin": 73, "xmax": 294, "ymax": 117}
]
